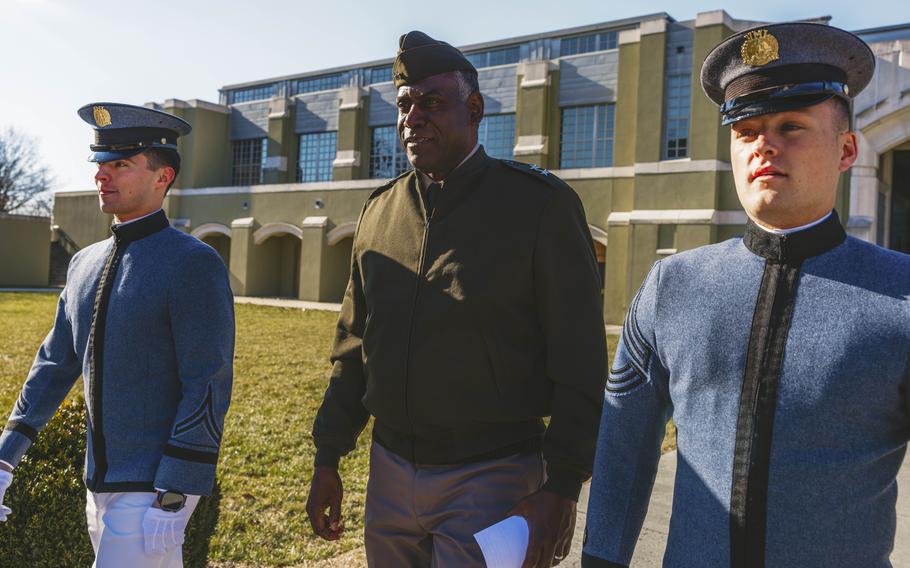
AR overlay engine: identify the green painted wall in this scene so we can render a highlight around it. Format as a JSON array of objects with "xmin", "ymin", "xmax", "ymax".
[
  {"xmin": 174, "ymin": 187, "xmax": 372, "ymax": 232},
  {"xmin": 0, "ymin": 215, "xmax": 50, "ymax": 287},
  {"xmin": 603, "ymin": 223, "xmax": 630, "ymax": 324},
  {"xmin": 690, "ymin": 24, "xmax": 733, "ymax": 162},
  {"xmin": 614, "ymin": 41, "xmax": 640, "ymax": 168},
  {"xmin": 166, "ymin": 104, "xmax": 231, "ymax": 189},
  {"xmin": 633, "ymin": 171, "xmax": 719, "ymax": 210},
  {"xmin": 635, "ymin": 32, "xmax": 666, "ymax": 163},
  {"xmin": 53, "ymin": 193, "xmax": 111, "ymax": 249}
]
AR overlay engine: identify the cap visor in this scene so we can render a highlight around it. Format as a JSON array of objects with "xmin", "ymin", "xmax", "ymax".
[
  {"xmin": 87, "ymin": 148, "xmax": 146, "ymax": 163},
  {"xmin": 722, "ymin": 93, "xmax": 837, "ymax": 125}
]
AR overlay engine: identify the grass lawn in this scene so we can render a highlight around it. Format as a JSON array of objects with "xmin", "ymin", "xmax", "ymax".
[{"xmin": 0, "ymin": 292, "xmax": 674, "ymax": 566}]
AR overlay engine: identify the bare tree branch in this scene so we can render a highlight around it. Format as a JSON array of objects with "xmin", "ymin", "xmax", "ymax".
[{"xmin": 0, "ymin": 127, "xmax": 55, "ymax": 216}]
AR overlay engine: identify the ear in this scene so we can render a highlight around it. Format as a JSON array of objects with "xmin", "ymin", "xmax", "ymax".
[
  {"xmin": 838, "ymin": 131, "xmax": 858, "ymax": 173},
  {"xmin": 468, "ymin": 91, "xmax": 485, "ymax": 125},
  {"xmin": 157, "ymin": 167, "xmax": 176, "ymax": 191}
]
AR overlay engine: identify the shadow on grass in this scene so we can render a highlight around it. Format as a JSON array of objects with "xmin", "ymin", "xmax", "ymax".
[{"xmin": 184, "ymin": 479, "xmax": 223, "ymax": 568}]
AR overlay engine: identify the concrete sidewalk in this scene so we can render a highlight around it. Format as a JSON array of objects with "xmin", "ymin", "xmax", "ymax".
[{"xmin": 565, "ymin": 451, "xmax": 910, "ymax": 566}]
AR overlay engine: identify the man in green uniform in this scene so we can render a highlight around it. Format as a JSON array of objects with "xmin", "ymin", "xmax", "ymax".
[{"xmin": 306, "ymin": 31, "xmax": 608, "ymax": 567}]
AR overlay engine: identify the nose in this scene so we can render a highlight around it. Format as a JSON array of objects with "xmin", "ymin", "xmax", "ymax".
[
  {"xmin": 95, "ymin": 164, "xmax": 111, "ymax": 184},
  {"xmin": 752, "ymin": 132, "xmax": 778, "ymax": 158},
  {"xmin": 402, "ymin": 104, "xmax": 426, "ymax": 129}
]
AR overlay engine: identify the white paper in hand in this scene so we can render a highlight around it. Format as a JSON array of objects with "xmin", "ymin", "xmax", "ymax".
[{"xmin": 473, "ymin": 515, "xmax": 529, "ymax": 568}]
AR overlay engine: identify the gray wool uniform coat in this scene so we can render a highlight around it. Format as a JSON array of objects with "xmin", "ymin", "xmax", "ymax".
[
  {"xmin": 583, "ymin": 212, "xmax": 910, "ymax": 568},
  {"xmin": 0, "ymin": 210, "xmax": 234, "ymax": 496}
]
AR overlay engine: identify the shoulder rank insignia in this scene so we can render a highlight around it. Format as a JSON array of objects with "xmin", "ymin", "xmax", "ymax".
[
  {"xmin": 740, "ymin": 29, "xmax": 779, "ymax": 67},
  {"xmin": 528, "ymin": 164, "xmax": 550, "ymax": 176},
  {"xmin": 92, "ymin": 105, "xmax": 112, "ymax": 128},
  {"xmin": 503, "ymin": 160, "xmax": 551, "ymax": 177}
]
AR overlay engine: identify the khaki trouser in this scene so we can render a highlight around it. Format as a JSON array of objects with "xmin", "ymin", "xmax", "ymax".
[{"xmin": 365, "ymin": 441, "xmax": 545, "ymax": 567}]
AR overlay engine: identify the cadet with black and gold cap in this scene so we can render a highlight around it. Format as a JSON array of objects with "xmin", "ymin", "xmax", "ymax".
[
  {"xmin": 583, "ymin": 22, "xmax": 910, "ymax": 568},
  {"xmin": 307, "ymin": 31, "xmax": 608, "ymax": 567},
  {"xmin": 0, "ymin": 103, "xmax": 234, "ymax": 568}
]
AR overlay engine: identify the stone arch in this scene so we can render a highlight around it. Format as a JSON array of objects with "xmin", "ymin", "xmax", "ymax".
[
  {"xmin": 250, "ymin": 223, "xmax": 302, "ymax": 298},
  {"xmin": 191, "ymin": 223, "xmax": 232, "ymax": 240},
  {"xmin": 191, "ymin": 223, "xmax": 232, "ymax": 268},
  {"xmin": 323, "ymin": 223, "xmax": 356, "ymax": 302},
  {"xmin": 253, "ymin": 222, "xmax": 304, "ymax": 245},
  {"xmin": 327, "ymin": 221, "xmax": 357, "ymax": 246}
]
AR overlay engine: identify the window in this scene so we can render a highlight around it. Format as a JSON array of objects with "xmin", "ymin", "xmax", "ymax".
[
  {"xmin": 663, "ymin": 74, "xmax": 690, "ymax": 159},
  {"xmin": 232, "ymin": 138, "xmax": 267, "ymax": 186},
  {"xmin": 369, "ymin": 126, "xmax": 409, "ymax": 179},
  {"xmin": 367, "ymin": 65, "xmax": 393, "ymax": 84},
  {"xmin": 230, "ymin": 85, "xmax": 276, "ymax": 104},
  {"xmin": 297, "ymin": 132, "xmax": 337, "ymax": 182},
  {"xmin": 559, "ymin": 104, "xmax": 615, "ymax": 169},
  {"xmin": 292, "ymin": 73, "xmax": 346, "ymax": 95},
  {"xmin": 560, "ymin": 31, "xmax": 618, "ymax": 57},
  {"xmin": 465, "ymin": 45, "xmax": 520, "ymax": 68},
  {"xmin": 478, "ymin": 114, "xmax": 515, "ymax": 160}
]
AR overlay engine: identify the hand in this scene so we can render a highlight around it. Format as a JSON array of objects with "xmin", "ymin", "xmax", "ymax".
[
  {"xmin": 142, "ymin": 501, "xmax": 194, "ymax": 556},
  {"xmin": 0, "ymin": 469, "xmax": 12, "ymax": 522},
  {"xmin": 306, "ymin": 466, "xmax": 344, "ymax": 540},
  {"xmin": 508, "ymin": 489, "xmax": 577, "ymax": 567}
]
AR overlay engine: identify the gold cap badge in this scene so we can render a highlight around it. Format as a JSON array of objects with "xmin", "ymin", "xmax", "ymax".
[
  {"xmin": 92, "ymin": 106, "xmax": 112, "ymax": 128},
  {"xmin": 740, "ymin": 29, "xmax": 780, "ymax": 67}
]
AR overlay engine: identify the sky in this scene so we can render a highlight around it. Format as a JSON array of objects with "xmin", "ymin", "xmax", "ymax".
[{"xmin": 1, "ymin": 0, "xmax": 907, "ymax": 194}]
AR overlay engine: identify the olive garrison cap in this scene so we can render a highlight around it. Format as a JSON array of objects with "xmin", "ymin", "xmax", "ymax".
[
  {"xmin": 77, "ymin": 102, "xmax": 191, "ymax": 163},
  {"xmin": 700, "ymin": 22, "xmax": 875, "ymax": 125},
  {"xmin": 393, "ymin": 31, "xmax": 477, "ymax": 88}
]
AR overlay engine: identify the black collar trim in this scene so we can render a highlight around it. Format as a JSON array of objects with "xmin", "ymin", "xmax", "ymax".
[
  {"xmin": 743, "ymin": 211, "xmax": 845, "ymax": 263},
  {"xmin": 110, "ymin": 209, "xmax": 170, "ymax": 243}
]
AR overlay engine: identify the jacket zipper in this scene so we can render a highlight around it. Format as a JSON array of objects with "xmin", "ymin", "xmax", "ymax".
[{"xmin": 402, "ymin": 208, "xmax": 434, "ymax": 463}]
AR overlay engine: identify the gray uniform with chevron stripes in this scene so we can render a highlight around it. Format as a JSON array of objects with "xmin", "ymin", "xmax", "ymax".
[
  {"xmin": 0, "ymin": 210, "xmax": 234, "ymax": 495},
  {"xmin": 583, "ymin": 214, "xmax": 910, "ymax": 567}
]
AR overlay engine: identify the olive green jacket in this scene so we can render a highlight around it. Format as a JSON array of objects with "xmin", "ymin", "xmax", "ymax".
[{"xmin": 312, "ymin": 147, "xmax": 607, "ymax": 499}]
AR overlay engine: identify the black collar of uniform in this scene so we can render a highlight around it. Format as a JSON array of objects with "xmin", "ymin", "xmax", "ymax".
[
  {"xmin": 743, "ymin": 210, "xmax": 845, "ymax": 263},
  {"xmin": 110, "ymin": 209, "xmax": 170, "ymax": 243},
  {"xmin": 417, "ymin": 146, "xmax": 490, "ymax": 218}
]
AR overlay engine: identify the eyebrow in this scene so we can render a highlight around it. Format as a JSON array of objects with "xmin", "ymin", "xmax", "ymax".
[{"xmin": 397, "ymin": 88, "xmax": 443, "ymax": 101}]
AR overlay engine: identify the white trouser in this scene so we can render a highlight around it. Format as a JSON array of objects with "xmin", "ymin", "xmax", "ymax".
[{"xmin": 85, "ymin": 490, "xmax": 199, "ymax": 568}]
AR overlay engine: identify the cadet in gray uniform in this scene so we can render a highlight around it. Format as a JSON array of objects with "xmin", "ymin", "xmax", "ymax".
[
  {"xmin": 583, "ymin": 23, "xmax": 910, "ymax": 568},
  {"xmin": 0, "ymin": 103, "xmax": 234, "ymax": 568}
]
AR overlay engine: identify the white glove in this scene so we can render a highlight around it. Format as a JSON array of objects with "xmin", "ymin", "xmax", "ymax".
[
  {"xmin": 141, "ymin": 499, "xmax": 195, "ymax": 556},
  {"xmin": 0, "ymin": 469, "xmax": 12, "ymax": 522}
]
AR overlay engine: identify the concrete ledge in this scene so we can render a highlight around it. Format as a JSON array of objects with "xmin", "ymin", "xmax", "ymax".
[
  {"xmin": 608, "ymin": 209, "xmax": 748, "ymax": 226},
  {"xmin": 618, "ymin": 29, "xmax": 641, "ymax": 45},
  {"xmin": 513, "ymin": 135, "xmax": 549, "ymax": 155},
  {"xmin": 640, "ymin": 18, "xmax": 668, "ymax": 36},
  {"xmin": 233, "ymin": 296, "xmax": 341, "ymax": 312},
  {"xmin": 695, "ymin": 10, "xmax": 734, "ymax": 29},
  {"xmin": 333, "ymin": 150, "xmax": 361, "ymax": 167}
]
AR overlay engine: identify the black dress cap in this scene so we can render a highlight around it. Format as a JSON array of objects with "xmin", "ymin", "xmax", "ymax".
[
  {"xmin": 77, "ymin": 102, "xmax": 191, "ymax": 163},
  {"xmin": 393, "ymin": 31, "xmax": 477, "ymax": 88},
  {"xmin": 700, "ymin": 23, "xmax": 875, "ymax": 125}
]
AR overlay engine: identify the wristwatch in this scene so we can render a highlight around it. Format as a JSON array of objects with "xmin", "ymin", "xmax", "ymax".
[{"xmin": 155, "ymin": 490, "xmax": 187, "ymax": 513}]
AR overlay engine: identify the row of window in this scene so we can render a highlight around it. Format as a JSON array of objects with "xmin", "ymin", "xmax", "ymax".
[
  {"xmin": 226, "ymin": 28, "xmax": 632, "ymax": 103},
  {"xmin": 231, "ymin": 103, "xmax": 648, "ymax": 185},
  {"xmin": 560, "ymin": 30, "xmax": 618, "ymax": 57}
]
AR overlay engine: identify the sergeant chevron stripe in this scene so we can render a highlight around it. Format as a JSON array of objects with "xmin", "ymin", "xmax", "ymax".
[
  {"xmin": 173, "ymin": 383, "xmax": 223, "ymax": 445},
  {"xmin": 608, "ymin": 278, "xmax": 653, "ymax": 393}
]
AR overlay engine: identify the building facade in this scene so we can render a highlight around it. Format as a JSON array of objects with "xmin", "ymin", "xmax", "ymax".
[{"xmin": 51, "ymin": 10, "xmax": 910, "ymax": 324}]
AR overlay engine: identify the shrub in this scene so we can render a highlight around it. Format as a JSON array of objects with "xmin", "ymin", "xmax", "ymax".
[{"xmin": 0, "ymin": 397, "xmax": 93, "ymax": 567}]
